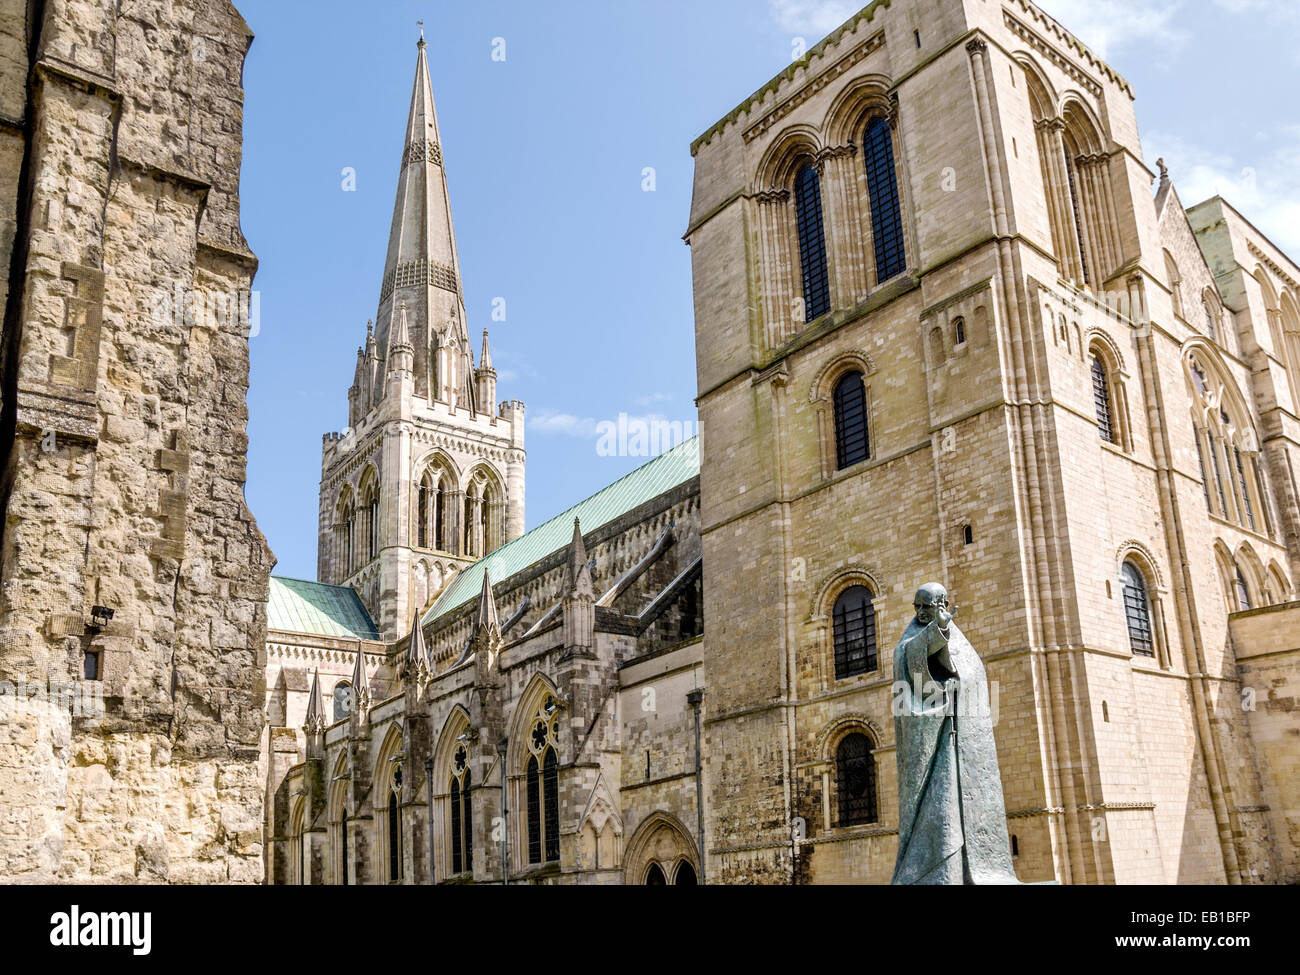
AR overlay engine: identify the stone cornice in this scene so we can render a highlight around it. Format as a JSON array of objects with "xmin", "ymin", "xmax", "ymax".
[
  {"xmin": 1003, "ymin": 1, "xmax": 1132, "ymax": 98},
  {"xmin": 692, "ymin": 0, "xmax": 891, "ymax": 154},
  {"xmin": 741, "ymin": 29, "xmax": 888, "ymax": 144},
  {"xmin": 1247, "ymin": 241, "xmax": 1299, "ymax": 292}
]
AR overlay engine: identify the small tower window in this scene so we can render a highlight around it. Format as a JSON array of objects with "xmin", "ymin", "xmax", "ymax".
[
  {"xmin": 833, "ymin": 371, "xmax": 870, "ymax": 469},
  {"xmin": 963, "ymin": 524, "xmax": 974, "ymax": 546},
  {"xmin": 953, "ymin": 316, "xmax": 966, "ymax": 346},
  {"xmin": 1235, "ymin": 567, "xmax": 1252, "ymax": 611},
  {"xmin": 832, "ymin": 586, "xmax": 878, "ymax": 679},
  {"xmin": 1091, "ymin": 354, "xmax": 1115, "ymax": 444},
  {"xmin": 836, "ymin": 732, "xmax": 878, "ymax": 826},
  {"xmin": 1120, "ymin": 561, "xmax": 1154, "ymax": 656}
]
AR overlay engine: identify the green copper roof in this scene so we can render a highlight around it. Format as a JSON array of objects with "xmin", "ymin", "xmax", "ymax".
[
  {"xmin": 268, "ymin": 576, "xmax": 380, "ymax": 640},
  {"xmin": 424, "ymin": 436, "xmax": 700, "ymax": 626}
]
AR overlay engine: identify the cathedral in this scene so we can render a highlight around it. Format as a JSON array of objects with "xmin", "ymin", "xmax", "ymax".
[
  {"xmin": 1, "ymin": 0, "xmax": 1296, "ymax": 886},
  {"xmin": 261, "ymin": 0, "xmax": 1300, "ymax": 886}
]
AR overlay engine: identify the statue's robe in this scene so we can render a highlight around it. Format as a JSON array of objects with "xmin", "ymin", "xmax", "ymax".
[{"xmin": 890, "ymin": 617, "xmax": 1019, "ymax": 885}]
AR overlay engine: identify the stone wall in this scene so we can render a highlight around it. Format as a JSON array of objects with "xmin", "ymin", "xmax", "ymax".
[{"xmin": 0, "ymin": 0, "xmax": 271, "ymax": 883}]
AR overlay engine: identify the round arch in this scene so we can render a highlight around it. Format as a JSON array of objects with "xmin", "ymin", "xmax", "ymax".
[
  {"xmin": 753, "ymin": 123, "xmax": 823, "ymax": 191},
  {"xmin": 822, "ymin": 73, "xmax": 894, "ymax": 145}
]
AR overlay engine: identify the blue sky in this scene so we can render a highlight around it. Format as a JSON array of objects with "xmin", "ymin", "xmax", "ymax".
[{"xmin": 239, "ymin": 0, "xmax": 1300, "ymax": 579}]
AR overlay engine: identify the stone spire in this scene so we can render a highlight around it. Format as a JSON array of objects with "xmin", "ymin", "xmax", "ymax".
[
  {"xmin": 562, "ymin": 517, "xmax": 595, "ymax": 598},
  {"xmin": 303, "ymin": 669, "xmax": 325, "ymax": 735},
  {"xmin": 405, "ymin": 609, "xmax": 430, "ymax": 687},
  {"xmin": 474, "ymin": 569, "xmax": 501, "ymax": 642},
  {"xmin": 388, "ymin": 305, "xmax": 414, "ymax": 377},
  {"xmin": 372, "ymin": 30, "xmax": 473, "ymax": 407},
  {"xmin": 350, "ymin": 646, "xmax": 371, "ymax": 716},
  {"xmin": 562, "ymin": 517, "xmax": 595, "ymax": 656},
  {"xmin": 475, "ymin": 329, "xmax": 497, "ymax": 418}
]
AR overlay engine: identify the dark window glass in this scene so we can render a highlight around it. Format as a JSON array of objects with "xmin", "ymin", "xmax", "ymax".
[
  {"xmin": 675, "ymin": 862, "xmax": 698, "ymax": 885},
  {"xmin": 463, "ymin": 770, "xmax": 472, "ymax": 872},
  {"xmin": 832, "ymin": 586, "xmax": 878, "ymax": 679},
  {"xmin": 543, "ymin": 748, "xmax": 560, "ymax": 862},
  {"xmin": 836, "ymin": 733, "xmax": 878, "ymax": 826},
  {"xmin": 340, "ymin": 809, "xmax": 349, "ymax": 886},
  {"xmin": 1091, "ymin": 355, "xmax": 1115, "ymax": 443},
  {"xmin": 864, "ymin": 117, "xmax": 907, "ymax": 282},
  {"xmin": 526, "ymin": 755, "xmax": 541, "ymax": 864},
  {"xmin": 645, "ymin": 863, "xmax": 666, "ymax": 885},
  {"xmin": 418, "ymin": 485, "xmax": 428, "ymax": 547},
  {"xmin": 387, "ymin": 791, "xmax": 401, "ymax": 881},
  {"xmin": 833, "ymin": 371, "xmax": 870, "ymax": 469},
  {"xmin": 954, "ymin": 317, "xmax": 966, "ymax": 345},
  {"xmin": 1065, "ymin": 158, "xmax": 1090, "ymax": 284},
  {"xmin": 794, "ymin": 163, "xmax": 830, "ymax": 322},
  {"xmin": 450, "ymin": 777, "xmax": 463, "ymax": 874},
  {"xmin": 1120, "ymin": 562, "xmax": 1154, "ymax": 656},
  {"xmin": 1236, "ymin": 569, "xmax": 1252, "ymax": 611},
  {"xmin": 83, "ymin": 651, "xmax": 99, "ymax": 681},
  {"xmin": 1234, "ymin": 448, "xmax": 1256, "ymax": 531}
]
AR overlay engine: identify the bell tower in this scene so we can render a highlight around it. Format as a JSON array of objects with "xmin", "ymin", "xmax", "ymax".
[{"xmin": 317, "ymin": 31, "xmax": 526, "ymax": 636}]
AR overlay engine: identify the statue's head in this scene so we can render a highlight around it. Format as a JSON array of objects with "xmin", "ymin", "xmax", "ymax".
[{"xmin": 913, "ymin": 583, "xmax": 949, "ymax": 625}]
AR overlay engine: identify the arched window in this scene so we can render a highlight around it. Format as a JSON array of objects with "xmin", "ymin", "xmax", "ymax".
[
  {"xmin": 1235, "ymin": 567, "xmax": 1253, "ymax": 611},
  {"xmin": 1091, "ymin": 354, "xmax": 1115, "ymax": 444},
  {"xmin": 332, "ymin": 681, "xmax": 352, "ymax": 722},
  {"xmin": 523, "ymin": 694, "xmax": 561, "ymax": 866},
  {"xmin": 953, "ymin": 316, "xmax": 966, "ymax": 346},
  {"xmin": 1203, "ymin": 295, "xmax": 1219, "ymax": 342},
  {"xmin": 1120, "ymin": 562, "xmax": 1154, "ymax": 657},
  {"xmin": 449, "ymin": 769, "xmax": 472, "ymax": 875},
  {"xmin": 836, "ymin": 732, "xmax": 878, "ymax": 826},
  {"xmin": 863, "ymin": 116, "xmax": 906, "ymax": 282},
  {"xmin": 387, "ymin": 790, "xmax": 402, "ymax": 882},
  {"xmin": 793, "ymin": 163, "xmax": 830, "ymax": 323},
  {"xmin": 833, "ymin": 371, "xmax": 870, "ymax": 469},
  {"xmin": 832, "ymin": 585, "xmax": 877, "ymax": 679},
  {"xmin": 645, "ymin": 863, "xmax": 666, "ymax": 885},
  {"xmin": 674, "ymin": 861, "xmax": 698, "ymax": 885}
]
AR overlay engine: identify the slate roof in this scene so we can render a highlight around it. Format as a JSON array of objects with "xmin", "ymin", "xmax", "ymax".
[
  {"xmin": 423, "ymin": 436, "xmax": 700, "ymax": 626},
  {"xmin": 267, "ymin": 576, "xmax": 380, "ymax": 640}
]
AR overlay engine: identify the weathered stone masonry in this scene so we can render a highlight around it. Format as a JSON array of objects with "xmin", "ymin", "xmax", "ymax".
[{"xmin": 0, "ymin": 0, "xmax": 271, "ymax": 882}]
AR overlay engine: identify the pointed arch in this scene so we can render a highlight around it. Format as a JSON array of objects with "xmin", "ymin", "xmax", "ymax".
[
  {"xmin": 1276, "ymin": 289, "xmax": 1300, "ymax": 414},
  {"xmin": 622, "ymin": 811, "xmax": 699, "ymax": 886},
  {"xmin": 464, "ymin": 462, "xmax": 507, "ymax": 556},
  {"xmin": 334, "ymin": 484, "xmax": 358, "ymax": 580},
  {"xmin": 432, "ymin": 704, "xmax": 475, "ymax": 878},
  {"xmin": 1266, "ymin": 560, "xmax": 1292, "ymax": 605},
  {"xmin": 374, "ymin": 723, "xmax": 406, "ymax": 883}
]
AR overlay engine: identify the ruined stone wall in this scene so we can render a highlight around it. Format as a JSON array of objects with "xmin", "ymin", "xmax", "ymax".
[{"xmin": 0, "ymin": 0, "xmax": 271, "ymax": 883}]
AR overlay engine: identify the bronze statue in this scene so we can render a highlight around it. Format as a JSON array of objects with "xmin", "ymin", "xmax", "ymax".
[{"xmin": 891, "ymin": 583, "xmax": 1020, "ymax": 884}]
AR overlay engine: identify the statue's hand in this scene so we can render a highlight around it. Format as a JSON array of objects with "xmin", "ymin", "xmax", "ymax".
[{"xmin": 935, "ymin": 606, "xmax": 953, "ymax": 632}]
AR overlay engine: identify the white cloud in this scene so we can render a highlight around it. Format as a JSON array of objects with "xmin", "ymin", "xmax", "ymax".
[
  {"xmin": 768, "ymin": 0, "xmax": 859, "ymax": 37},
  {"xmin": 635, "ymin": 391, "xmax": 673, "ymax": 406},
  {"xmin": 1146, "ymin": 127, "xmax": 1300, "ymax": 256},
  {"xmin": 1033, "ymin": 0, "xmax": 1187, "ymax": 57},
  {"xmin": 528, "ymin": 410, "xmax": 600, "ymax": 438}
]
